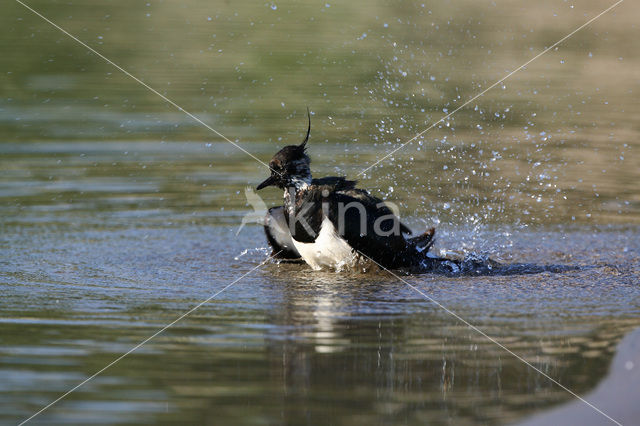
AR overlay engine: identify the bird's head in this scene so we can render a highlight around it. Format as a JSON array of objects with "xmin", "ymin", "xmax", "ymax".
[{"xmin": 257, "ymin": 110, "xmax": 312, "ymax": 191}]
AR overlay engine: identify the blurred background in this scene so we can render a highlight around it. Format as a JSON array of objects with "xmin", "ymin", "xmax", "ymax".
[
  {"xmin": 1, "ymin": 0, "xmax": 638, "ymax": 228},
  {"xmin": 1, "ymin": 1, "xmax": 639, "ymax": 425}
]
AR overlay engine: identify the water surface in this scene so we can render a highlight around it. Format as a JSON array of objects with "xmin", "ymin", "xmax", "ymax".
[{"xmin": 1, "ymin": 0, "xmax": 639, "ymax": 424}]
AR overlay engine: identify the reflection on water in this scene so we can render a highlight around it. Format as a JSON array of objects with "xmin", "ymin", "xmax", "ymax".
[
  {"xmin": 1, "ymin": 0, "xmax": 640, "ymax": 424},
  {"xmin": 2, "ymin": 212, "xmax": 639, "ymax": 424}
]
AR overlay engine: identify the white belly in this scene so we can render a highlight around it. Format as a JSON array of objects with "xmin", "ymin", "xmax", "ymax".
[{"xmin": 292, "ymin": 217, "xmax": 357, "ymax": 270}]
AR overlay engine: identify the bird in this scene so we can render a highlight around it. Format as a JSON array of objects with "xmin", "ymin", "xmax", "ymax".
[{"xmin": 256, "ymin": 110, "xmax": 455, "ymax": 271}]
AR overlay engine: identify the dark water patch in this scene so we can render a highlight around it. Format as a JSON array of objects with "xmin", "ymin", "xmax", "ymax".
[
  {"xmin": 432, "ymin": 253, "xmax": 589, "ymax": 276},
  {"xmin": 1, "ymin": 0, "xmax": 639, "ymax": 423}
]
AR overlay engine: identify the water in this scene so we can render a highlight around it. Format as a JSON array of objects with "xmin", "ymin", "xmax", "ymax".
[{"xmin": 2, "ymin": 0, "xmax": 640, "ymax": 424}]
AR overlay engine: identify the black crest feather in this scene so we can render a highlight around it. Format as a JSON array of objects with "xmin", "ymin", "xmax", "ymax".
[{"xmin": 299, "ymin": 107, "xmax": 311, "ymax": 150}]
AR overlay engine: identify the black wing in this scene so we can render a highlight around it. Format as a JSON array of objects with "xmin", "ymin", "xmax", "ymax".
[
  {"xmin": 334, "ymin": 187, "xmax": 412, "ymax": 235},
  {"xmin": 311, "ymin": 176, "xmax": 357, "ymax": 191},
  {"xmin": 326, "ymin": 189, "xmax": 414, "ymax": 267}
]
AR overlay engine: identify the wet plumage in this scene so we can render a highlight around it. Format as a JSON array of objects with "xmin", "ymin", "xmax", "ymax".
[{"xmin": 257, "ymin": 111, "xmax": 449, "ymax": 271}]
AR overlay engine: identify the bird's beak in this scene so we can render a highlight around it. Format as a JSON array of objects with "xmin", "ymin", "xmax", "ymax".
[{"xmin": 256, "ymin": 174, "xmax": 277, "ymax": 190}]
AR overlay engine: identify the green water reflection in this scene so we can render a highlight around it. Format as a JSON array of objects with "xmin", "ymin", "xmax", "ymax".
[{"xmin": 1, "ymin": 0, "xmax": 640, "ymax": 424}]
